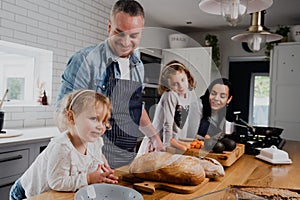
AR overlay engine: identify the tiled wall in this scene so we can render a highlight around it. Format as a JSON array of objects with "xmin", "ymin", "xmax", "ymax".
[{"xmin": 0, "ymin": 0, "xmax": 110, "ymax": 128}]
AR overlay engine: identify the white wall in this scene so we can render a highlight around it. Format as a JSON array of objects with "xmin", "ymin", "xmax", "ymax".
[
  {"xmin": 188, "ymin": 29, "xmax": 265, "ymax": 77},
  {"xmin": 188, "ymin": 27, "xmax": 294, "ymax": 77},
  {"xmin": 0, "ymin": 0, "xmax": 110, "ymax": 128}
]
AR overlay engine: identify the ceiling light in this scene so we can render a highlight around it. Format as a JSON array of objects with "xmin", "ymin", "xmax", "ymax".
[
  {"xmin": 231, "ymin": 11, "xmax": 283, "ymax": 52},
  {"xmin": 198, "ymin": 0, "xmax": 273, "ymax": 26}
]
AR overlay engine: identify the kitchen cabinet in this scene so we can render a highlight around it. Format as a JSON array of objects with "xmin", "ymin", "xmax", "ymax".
[
  {"xmin": 162, "ymin": 47, "xmax": 212, "ymax": 96},
  {"xmin": 0, "ymin": 127, "xmax": 60, "ymax": 200},
  {"xmin": 0, "ymin": 140, "xmax": 50, "ymax": 200},
  {"xmin": 270, "ymin": 42, "xmax": 300, "ymax": 141}
]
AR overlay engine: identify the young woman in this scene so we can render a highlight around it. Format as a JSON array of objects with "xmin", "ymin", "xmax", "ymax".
[
  {"xmin": 198, "ymin": 78, "xmax": 234, "ymax": 139},
  {"xmin": 138, "ymin": 60, "xmax": 202, "ymax": 154},
  {"xmin": 10, "ymin": 90, "xmax": 118, "ymax": 199}
]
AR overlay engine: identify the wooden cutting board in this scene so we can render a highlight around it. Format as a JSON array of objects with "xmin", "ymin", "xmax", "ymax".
[
  {"xmin": 121, "ymin": 174, "xmax": 209, "ymax": 194},
  {"xmin": 167, "ymin": 143, "xmax": 245, "ymax": 167}
]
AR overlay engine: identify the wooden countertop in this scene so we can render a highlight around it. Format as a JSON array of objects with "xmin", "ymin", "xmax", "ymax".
[{"xmin": 27, "ymin": 140, "xmax": 300, "ymax": 200}]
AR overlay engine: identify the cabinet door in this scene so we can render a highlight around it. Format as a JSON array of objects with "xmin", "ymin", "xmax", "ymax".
[
  {"xmin": 270, "ymin": 43, "xmax": 300, "ymax": 140},
  {"xmin": 0, "ymin": 149, "xmax": 29, "ymax": 200},
  {"xmin": 162, "ymin": 47, "xmax": 212, "ymax": 96}
]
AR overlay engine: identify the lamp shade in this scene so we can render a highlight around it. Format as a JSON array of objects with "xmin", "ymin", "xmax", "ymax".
[
  {"xmin": 199, "ymin": 0, "xmax": 273, "ymax": 15},
  {"xmin": 232, "ymin": 32, "xmax": 282, "ymax": 52},
  {"xmin": 231, "ymin": 11, "xmax": 283, "ymax": 52},
  {"xmin": 231, "ymin": 31, "xmax": 283, "ymax": 43}
]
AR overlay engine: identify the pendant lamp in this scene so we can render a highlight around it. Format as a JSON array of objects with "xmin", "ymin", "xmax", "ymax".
[
  {"xmin": 231, "ymin": 11, "xmax": 282, "ymax": 52},
  {"xmin": 199, "ymin": 0, "xmax": 273, "ymax": 26}
]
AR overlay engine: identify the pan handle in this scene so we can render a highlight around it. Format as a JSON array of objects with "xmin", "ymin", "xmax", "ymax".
[{"xmin": 239, "ymin": 118, "xmax": 256, "ymax": 133}]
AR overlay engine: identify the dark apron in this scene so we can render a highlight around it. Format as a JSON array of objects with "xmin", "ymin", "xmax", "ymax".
[{"xmin": 101, "ymin": 62, "xmax": 143, "ymax": 169}]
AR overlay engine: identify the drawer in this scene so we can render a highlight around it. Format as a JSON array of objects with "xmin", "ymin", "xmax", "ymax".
[{"xmin": 0, "ymin": 149, "xmax": 29, "ymax": 179}]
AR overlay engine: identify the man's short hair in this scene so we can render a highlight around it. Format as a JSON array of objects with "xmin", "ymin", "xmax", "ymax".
[{"xmin": 110, "ymin": 0, "xmax": 144, "ymax": 20}]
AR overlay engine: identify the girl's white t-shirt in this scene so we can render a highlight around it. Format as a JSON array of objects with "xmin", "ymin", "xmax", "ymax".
[{"xmin": 20, "ymin": 131, "xmax": 104, "ymax": 197}]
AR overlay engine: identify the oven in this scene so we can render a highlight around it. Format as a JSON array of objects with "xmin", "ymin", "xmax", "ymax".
[{"xmin": 139, "ymin": 48, "xmax": 162, "ymax": 120}]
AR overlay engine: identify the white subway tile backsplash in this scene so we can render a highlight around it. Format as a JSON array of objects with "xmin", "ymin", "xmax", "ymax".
[
  {"xmin": 0, "ymin": 27, "xmax": 14, "ymax": 37},
  {"xmin": 49, "ymin": 3, "xmax": 68, "ymax": 15},
  {"xmin": 26, "ymin": 0, "xmax": 50, "ymax": 8},
  {"xmin": 24, "ymin": 119, "xmax": 46, "ymax": 127},
  {"xmin": 49, "ymin": 18, "xmax": 68, "ymax": 29},
  {"xmin": 2, "ymin": 19, "xmax": 26, "ymax": 32},
  {"xmin": 1, "ymin": 0, "xmax": 110, "ymax": 129},
  {"xmin": 5, "ymin": 120, "xmax": 24, "ymax": 129},
  {"xmin": 38, "ymin": 6, "xmax": 58, "ymax": 19},
  {"xmin": 2, "ymin": 2, "xmax": 27, "ymax": 16},
  {"xmin": 58, "ymin": 28, "xmax": 75, "ymax": 38},
  {"xmin": 67, "ymin": 24, "xmax": 83, "ymax": 34},
  {"xmin": 36, "ymin": 111, "xmax": 54, "ymax": 119},
  {"xmin": 27, "ymin": 10, "xmax": 48, "ymax": 23},
  {"xmin": 12, "ymin": 112, "xmax": 26, "ymax": 120},
  {"xmin": 16, "ymin": 0, "xmax": 39, "ymax": 12},
  {"xmin": 0, "ymin": 9, "xmax": 15, "ymax": 20},
  {"xmin": 3, "ymin": 106, "xmax": 24, "ymax": 112},
  {"xmin": 27, "ymin": 26, "xmax": 48, "ymax": 37},
  {"xmin": 46, "ymin": 118, "xmax": 55, "ymax": 126},
  {"xmin": 38, "ymin": 21, "xmax": 58, "ymax": 33},
  {"xmin": 16, "ymin": 14, "xmax": 38, "ymax": 27},
  {"xmin": 15, "ymin": 30, "xmax": 37, "ymax": 43}
]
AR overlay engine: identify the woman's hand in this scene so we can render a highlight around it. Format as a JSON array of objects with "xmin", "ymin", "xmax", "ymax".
[{"xmin": 87, "ymin": 164, "xmax": 118, "ymax": 184}]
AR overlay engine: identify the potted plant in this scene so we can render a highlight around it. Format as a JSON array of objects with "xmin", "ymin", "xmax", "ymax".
[
  {"xmin": 205, "ymin": 34, "xmax": 220, "ymax": 68},
  {"xmin": 275, "ymin": 25, "xmax": 290, "ymax": 42},
  {"xmin": 265, "ymin": 25, "xmax": 290, "ymax": 59}
]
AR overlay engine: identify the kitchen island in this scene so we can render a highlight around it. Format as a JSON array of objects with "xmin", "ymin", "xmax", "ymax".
[{"xmin": 27, "ymin": 140, "xmax": 300, "ymax": 200}]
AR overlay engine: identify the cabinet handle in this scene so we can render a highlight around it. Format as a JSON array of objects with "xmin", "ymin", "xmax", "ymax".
[{"xmin": 0, "ymin": 155, "xmax": 23, "ymax": 163}]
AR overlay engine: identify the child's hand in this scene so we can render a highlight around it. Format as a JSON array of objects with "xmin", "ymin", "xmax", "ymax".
[{"xmin": 87, "ymin": 164, "xmax": 118, "ymax": 184}]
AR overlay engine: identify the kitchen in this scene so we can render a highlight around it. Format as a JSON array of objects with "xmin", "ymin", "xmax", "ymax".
[{"xmin": 0, "ymin": 0, "xmax": 300, "ymax": 199}]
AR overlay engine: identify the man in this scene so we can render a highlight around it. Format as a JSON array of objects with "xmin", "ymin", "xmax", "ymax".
[{"xmin": 56, "ymin": 0, "xmax": 164, "ymax": 169}]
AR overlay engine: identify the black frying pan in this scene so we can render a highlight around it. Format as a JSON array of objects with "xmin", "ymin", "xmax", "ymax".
[
  {"xmin": 239, "ymin": 118, "xmax": 283, "ymax": 136},
  {"xmin": 253, "ymin": 126, "xmax": 283, "ymax": 137}
]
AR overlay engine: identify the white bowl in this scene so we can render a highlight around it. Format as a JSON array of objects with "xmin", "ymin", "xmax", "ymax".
[
  {"xmin": 290, "ymin": 25, "xmax": 300, "ymax": 42},
  {"xmin": 75, "ymin": 184, "xmax": 143, "ymax": 200},
  {"xmin": 169, "ymin": 33, "xmax": 189, "ymax": 48}
]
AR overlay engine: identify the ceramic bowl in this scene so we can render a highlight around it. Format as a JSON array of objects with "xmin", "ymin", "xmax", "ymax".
[{"xmin": 75, "ymin": 184, "xmax": 143, "ymax": 200}]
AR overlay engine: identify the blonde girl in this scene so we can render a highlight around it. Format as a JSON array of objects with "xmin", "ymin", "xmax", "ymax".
[{"xmin": 10, "ymin": 90, "xmax": 118, "ymax": 199}]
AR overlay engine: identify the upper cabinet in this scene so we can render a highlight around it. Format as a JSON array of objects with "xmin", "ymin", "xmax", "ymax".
[{"xmin": 269, "ymin": 42, "xmax": 300, "ymax": 141}]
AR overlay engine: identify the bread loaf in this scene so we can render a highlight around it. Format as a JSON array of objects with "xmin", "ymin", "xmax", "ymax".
[
  {"xmin": 198, "ymin": 157, "xmax": 225, "ymax": 179},
  {"xmin": 129, "ymin": 152, "xmax": 205, "ymax": 185}
]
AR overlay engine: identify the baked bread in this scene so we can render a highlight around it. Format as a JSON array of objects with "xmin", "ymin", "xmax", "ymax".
[
  {"xmin": 232, "ymin": 186, "xmax": 300, "ymax": 199},
  {"xmin": 129, "ymin": 152, "xmax": 205, "ymax": 185},
  {"xmin": 198, "ymin": 157, "xmax": 225, "ymax": 179}
]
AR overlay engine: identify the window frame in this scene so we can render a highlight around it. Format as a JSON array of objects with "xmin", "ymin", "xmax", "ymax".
[
  {"xmin": 249, "ymin": 72, "xmax": 270, "ymax": 126},
  {"xmin": 0, "ymin": 40, "xmax": 53, "ymax": 106}
]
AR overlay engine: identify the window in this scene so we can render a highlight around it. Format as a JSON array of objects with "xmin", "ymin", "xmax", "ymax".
[
  {"xmin": 0, "ymin": 40, "xmax": 53, "ymax": 105},
  {"xmin": 7, "ymin": 78, "xmax": 25, "ymax": 100},
  {"xmin": 249, "ymin": 73, "xmax": 270, "ymax": 126}
]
